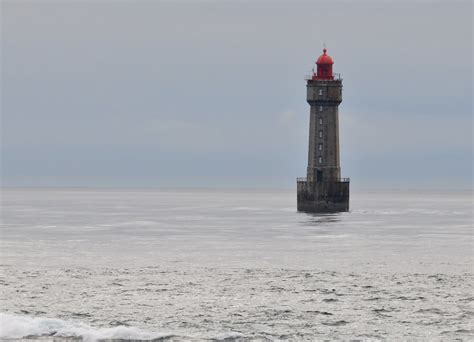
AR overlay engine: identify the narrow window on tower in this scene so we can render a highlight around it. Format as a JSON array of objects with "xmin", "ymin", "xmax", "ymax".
[
  {"xmin": 318, "ymin": 89, "xmax": 323, "ymax": 96},
  {"xmin": 319, "ymin": 106, "xmax": 323, "ymax": 112},
  {"xmin": 316, "ymin": 170, "xmax": 323, "ymax": 182},
  {"xmin": 318, "ymin": 143, "xmax": 323, "ymax": 151},
  {"xmin": 319, "ymin": 130, "xmax": 323, "ymax": 138},
  {"xmin": 319, "ymin": 118, "xmax": 323, "ymax": 125},
  {"xmin": 318, "ymin": 156, "xmax": 323, "ymax": 164}
]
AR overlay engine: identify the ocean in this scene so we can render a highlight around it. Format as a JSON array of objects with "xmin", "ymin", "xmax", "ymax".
[{"xmin": 0, "ymin": 188, "xmax": 472, "ymax": 340}]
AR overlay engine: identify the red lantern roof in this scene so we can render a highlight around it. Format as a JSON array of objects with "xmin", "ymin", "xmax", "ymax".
[{"xmin": 316, "ymin": 48, "xmax": 334, "ymax": 65}]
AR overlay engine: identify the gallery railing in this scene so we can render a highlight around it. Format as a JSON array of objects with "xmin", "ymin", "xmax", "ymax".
[
  {"xmin": 296, "ymin": 177, "xmax": 350, "ymax": 183},
  {"xmin": 304, "ymin": 73, "xmax": 343, "ymax": 81}
]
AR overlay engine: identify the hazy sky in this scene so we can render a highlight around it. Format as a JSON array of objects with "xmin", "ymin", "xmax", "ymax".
[{"xmin": 1, "ymin": 1, "xmax": 472, "ymax": 189}]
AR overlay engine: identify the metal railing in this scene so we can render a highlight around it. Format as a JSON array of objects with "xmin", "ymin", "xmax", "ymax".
[
  {"xmin": 296, "ymin": 177, "xmax": 350, "ymax": 183},
  {"xmin": 304, "ymin": 73, "xmax": 342, "ymax": 81}
]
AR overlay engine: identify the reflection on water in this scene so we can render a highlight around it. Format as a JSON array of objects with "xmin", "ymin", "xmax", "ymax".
[{"xmin": 301, "ymin": 212, "xmax": 343, "ymax": 226}]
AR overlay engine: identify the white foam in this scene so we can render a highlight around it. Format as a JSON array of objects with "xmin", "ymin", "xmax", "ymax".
[{"xmin": 0, "ymin": 313, "xmax": 168, "ymax": 341}]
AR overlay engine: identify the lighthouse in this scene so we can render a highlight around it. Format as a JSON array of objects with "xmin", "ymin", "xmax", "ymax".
[{"xmin": 297, "ymin": 48, "xmax": 350, "ymax": 213}]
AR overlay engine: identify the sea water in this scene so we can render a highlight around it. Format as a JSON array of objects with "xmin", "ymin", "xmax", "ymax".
[{"xmin": 0, "ymin": 188, "xmax": 472, "ymax": 340}]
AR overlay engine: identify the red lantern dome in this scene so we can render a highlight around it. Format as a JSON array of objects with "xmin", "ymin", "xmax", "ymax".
[
  {"xmin": 313, "ymin": 48, "xmax": 334, "ymax": 80},
  {"xmin": 316, "ymin": 48, "xmax": 334, "ymax": 65}
]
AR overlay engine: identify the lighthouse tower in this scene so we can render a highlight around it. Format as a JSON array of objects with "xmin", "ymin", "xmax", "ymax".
[{"xmin": 297, "ymin": 48, "xmax": 350, "ymax": 213}]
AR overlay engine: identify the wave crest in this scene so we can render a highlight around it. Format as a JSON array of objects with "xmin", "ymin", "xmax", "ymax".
[{"xmin": 0, "ymin": 313, "xmax": 168, "ymax": 341}]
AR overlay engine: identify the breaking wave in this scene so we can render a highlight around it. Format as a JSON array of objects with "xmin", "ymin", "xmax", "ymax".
[{"xmin": 0, "ymin": 313, "xmax": 169, "ymax": 341}]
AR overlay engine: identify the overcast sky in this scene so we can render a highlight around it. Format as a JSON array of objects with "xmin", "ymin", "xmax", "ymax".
[{"xmin": 1, "ymin": 1, "xmax": 472, "ymax": 189}]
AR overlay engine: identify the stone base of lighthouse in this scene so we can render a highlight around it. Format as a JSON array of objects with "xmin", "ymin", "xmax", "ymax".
[{"xmin": 297, "ymin": 179, "xmax": 350, "ymax": 213}]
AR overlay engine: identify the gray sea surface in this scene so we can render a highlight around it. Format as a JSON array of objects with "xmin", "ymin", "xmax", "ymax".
[{"xmin": 0, "ymin": 188, "xmax": 473, "ymax": 341}]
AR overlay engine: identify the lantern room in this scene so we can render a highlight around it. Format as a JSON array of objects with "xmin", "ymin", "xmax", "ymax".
[{"xmin": 312, "ymin": 48, "xmax": 334, "ymax": 80}]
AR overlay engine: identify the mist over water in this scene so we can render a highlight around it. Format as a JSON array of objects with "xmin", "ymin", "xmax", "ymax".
[{"xmin": 1, "ymin": 188, "xmax": 473, "ymax": 340}]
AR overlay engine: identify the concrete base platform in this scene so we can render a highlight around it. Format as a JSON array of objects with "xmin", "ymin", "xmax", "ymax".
[
  {"xmin": 296, "ymin": 179, "xmax": 350, "ymax": 213},
  {"xmin": 297, "ymin": 198, "xmax": 349, "ymax": 213}
]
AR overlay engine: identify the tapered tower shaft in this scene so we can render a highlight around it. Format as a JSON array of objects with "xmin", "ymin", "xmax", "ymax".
[{"xmin": 306, "ymin": 79, "xmax": 342, "ymax": 183}]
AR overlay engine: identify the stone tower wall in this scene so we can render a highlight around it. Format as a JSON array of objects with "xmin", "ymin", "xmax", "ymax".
[{"xmin": 306, "ymin": 79, "xmax": 342, "ymax": 183}]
